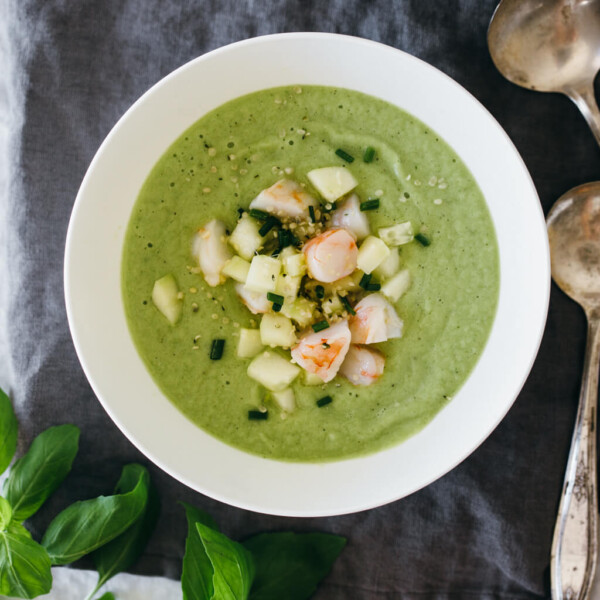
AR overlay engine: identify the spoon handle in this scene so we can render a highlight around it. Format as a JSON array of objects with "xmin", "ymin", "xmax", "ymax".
[
  {"xmin": 568, "ymin": 83, "xmax": 600, "ymax": 151},
  {"xmin": 551, "ymin": 314, "xmax": 600, "ymax": 600}
]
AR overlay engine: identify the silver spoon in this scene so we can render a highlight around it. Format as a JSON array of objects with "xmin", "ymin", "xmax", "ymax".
[
  {"xmin": 488, "ymin": 0, "xmax": 600, "ymax": 146},
  {"xmin": 547, "ymin": 184, "xmax": 600, "ymax": 600}
]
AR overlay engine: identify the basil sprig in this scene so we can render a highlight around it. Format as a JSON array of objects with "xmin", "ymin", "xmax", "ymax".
[{"xmin": 0, "ymin": 386, "xmax": 18, "ymax": 475}]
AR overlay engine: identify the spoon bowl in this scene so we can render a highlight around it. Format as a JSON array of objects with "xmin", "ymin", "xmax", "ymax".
[
  {"xmin": 489, "ymin": 0, "xmax": 600, "ymax": 146},
  {"xmin": 547, "ymin": 182, "xmax": 600, "ymax": 600}
]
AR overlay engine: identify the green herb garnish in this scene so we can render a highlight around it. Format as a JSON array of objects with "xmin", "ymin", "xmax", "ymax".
[
  {"xmin": 249, "ymin": 208, "xmax": 271, "ymax": 220},
  {"xmin": 312, "ymin": 320, "xmax": 330, "ymax": 333},
  {"xmin": 248, "ymin": 410, "xmax": 268, "ymax": 420},
  {"xmin": 315, "ymin": 285, "xmax": 325, "ymax": 299},
  {"xmin": 360, "ymin": 199, "xmax": 379, "ymax": 211},
  {"xmin": 367, "ymin": 282, "xmax": 381, "ymax": 291},
  {"xmin": 359, "ymin": 273, "xmax": 372, "ymax": 289},
  {"xmin": 272, "ymin": 302, "xmax": 283, "ymax": 313},
  {"xmin": 210, "ymin": 339, "xmax": 225, "ymax": 360},
  {"xmin": 339, "ymin": 294, "xmax": 356, "ymax": 315},
  {"xmin": 316, "ymin": 396, "xmax": 333, "ymax": 407},
  {"xmin": 363, "ymin": 146, "xmax": 376, "ymax": 163},
  {"xmin": 258, "ymin": 216, "xmax": 279, "ymax": 237},
  {"xmin": 267, "ymin": 292, "xmax": 284, "ymax": 305},
  {"xmin": 309, "ymin": 205, "xmax": 316, "ymax": 222},
  {"xmin": 335, "ymin": 148, "xmax": 354, "ymax": 163},
  {"xmin": 415, "ymin": 232, "xmax": 431, "ymax": 246}
]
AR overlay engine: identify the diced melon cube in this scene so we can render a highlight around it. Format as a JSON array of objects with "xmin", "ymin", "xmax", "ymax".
[
  {"xmin": 378, "ymin": 222, "xmax": 413, "ymax": 246},
  {"xmin": 357, "ymin": 236, "xmax": 391, "ymax": 274},
  {"xmin": 304, "ymin": 371, "xmax": 325, "ymax": 386},
  {"xmin": 283, "ymin": 252, "xmax": 306, "ymax": 277},
  {"xmin": 321, "ymin": 295, "xmax": 343, "ymax": 316},
  {"xmin": 152, "ymin": 274, "xmax": 182, "ymax": 325},
  {"xmin": 272, "ymin": 388, "xmax": 295, "ymax": 412},
  {"xmin": 307, "ymin": 167, "xmax": 358, "ymax": 202},
  {"xmin": 280, "ymin": 297, "xmax": 317, "ymax": 328},
  {"xmin": 245, "ymin": 255, "xmax": 281, "ymax": 293},
  {"xmin": 222, "ymin": 256, "xmax": 251, "ymax": 283},
  {"xmin": 260, "ymin": 314, "xmax": 297, "ymax": 348},
  {"xmin": 374, "ymin": 248, "xmax": 400, "ymax": 280},
  {"xmin": 228, "ymin": 213, "xmax": 264, "ymax": 260},
  {"xmin": 275, "ymin": 274, "xmax": 302, "ymax": 299},
  {"xmin": 247, "ymin": 351, "xmax": 301, "ymax": 391},
  {"xmin": 237, "ymin": 328, "xmax": 264, "ymax": 358},
  {"xmin": 381, "ymin": 269, "xmax": 411, "ymax": 302}
]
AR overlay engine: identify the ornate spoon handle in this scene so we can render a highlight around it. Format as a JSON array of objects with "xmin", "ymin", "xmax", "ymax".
[
  {"xmin": 551, "ymin": 314, "xmax": 600, "ymax": 600},
  {"xmin": 567, "ymin": 81, "xmax": 600, "ymax": 150}
]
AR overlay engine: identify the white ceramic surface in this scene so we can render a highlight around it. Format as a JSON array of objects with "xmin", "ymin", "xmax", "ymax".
[{"xmin": 64, "ymin": 33, "xmax": 550, "ymax": 517}]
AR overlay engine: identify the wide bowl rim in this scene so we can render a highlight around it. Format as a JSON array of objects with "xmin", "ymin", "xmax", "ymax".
[{"xmin": 64, "ymin": 31, "xmax": 550, "ymax": 517}]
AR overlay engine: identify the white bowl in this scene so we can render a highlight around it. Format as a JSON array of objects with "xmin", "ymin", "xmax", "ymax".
[{"xmin": 64, "ymin": 33, "xmax": 550, "ymax": 517}]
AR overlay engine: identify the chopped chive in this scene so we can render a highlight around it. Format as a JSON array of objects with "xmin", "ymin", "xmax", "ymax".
[
  {"xmin": 415, "ymin": 232, "xmax": 431, "ymax": 246},
  {"xmin": 359, "ymin": 273, "xmax": 372, "ymax": 289},
  {"xmin": 363, "ymin": 146, "xmax": 376, "ymax": 163},
  {"xmin": 210, "ymin": 339, "xmax": 225, "ymax": 360},
  {"xmin": 316, "ymin": 395, "xmax": 333, "ymax": 407},
  {"xmin": 315, "ymin": 285, "xmax": 325, "ymax": 299},
  {"xmin": 312, "ymin": 320, "xmax": 330, "ymax": 333},
  {"xmin": 248, "ymin": 410, "xmax": 268, "ymax": 420},
  {"xmin": 277, "ymin": 228, "xmax": 290, "ymax": 249},
  {"xmin": 366, "ymin": 283, "xmax": 381, "ymax": 291},
  {"xmin": 335, "ymin": 148, "xmax": 354, "ymax": 163},
  {"xmin": 360, "ymin": 199, "xmax": 380, "ymax": 211},
  {"xmin": 267, "ymin": 292, "xmax": 284, "ymax": 304},
  {"xmin": 309, "ymin": 205, "xmax": 316, "ymax": 223},
  {"xmin": 339, "ymin": 294, "xmax": 356, "ymax": 315},
  {"xmin": 249, "ymin": 208, "xmax": 271, "ymax": 220},
  {"xmin": 272, "ymin": 302, "xmax": 283, "ymax": 312},
  {"xmin": 259, "ymin": 216, "xmax": 279, "ymax": 237}
]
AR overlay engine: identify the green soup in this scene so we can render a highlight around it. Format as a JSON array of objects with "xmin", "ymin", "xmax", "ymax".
[{"xmin": 122, "ymin": 85, "xmax": 499, "ymax": 462}]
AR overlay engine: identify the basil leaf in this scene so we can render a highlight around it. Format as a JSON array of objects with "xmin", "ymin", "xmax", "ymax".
[
  {"xmin": 180, "ymin": 502, "xmax": 219, "ymax": 600},
  {"xmin": 90, "ymin": 470, "xmax": 159, "ymax": 595},
  {"xmin": 0, "ymin": 497, "xmax": 12, "ymax": 531},
  {"xmin": 243, "ymin": 532, "xmax": 346, "ymax": 600},
  {"xmin": 196, "ymin": 522, "xmax": 255, "ymax": 600},
  {"xmin": 4, "ymin": 424, "xmax": 80, "ymax": 522},
  {"xmin": 0, "ymin": 387, "xmax": 18, "ymax": 476},
  {"xmin": 98, "ymin": 594, "xmax": 115, "ymax": 600},
  {"xmin": 41, "ymin": 463, "xmax": 149, "ymax": 565},
  {"xmin": 0, "ymin": 520, "xmax": 52, "ymax": 598}
]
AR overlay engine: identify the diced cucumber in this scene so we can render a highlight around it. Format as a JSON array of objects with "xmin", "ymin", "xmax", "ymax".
[
  {"xmin": 275, "ymin": 273, "xmax": 302, "ymax": 299},
  {"xmin": 260, "ymin": 313, "xmax": 297, "ymax": 348},
  {"xmin": 321, "ymin": 295, "xmax": 343, "ymax": 316},
  {"xmin": 237, "ymin": 328, "xmax": 264, "ymax": 358},
  {"xmin": 381, "ymin": 269, "xmax": 411, "ymax": 302},
  {"xmin": 245, "ymin": 255, "xmax": 281, "ymax": 293},
  {"xmin": 222, "ymin": 256, "xmax": 251, "ymax": 283},
  {"xmin": 357, "ymin": 236, "xmax": 391, "ymax": 274},
  {"xmin": 272, "ymin": 388, "xmax": 296, "ymax": 412},
  {"xmin": 304, "ymin": 371, "xmax": 324, "ymax": 386},
  {"xmin": 283, "ymin": 251, "xmax": 306, "ymax": 277},
  {"xmin": 280, "ymin": 297, "xmax": 317, "ymax": 328},
  {"xmin": 378, "ymin": 222, "xmax": 413, "ymax": 246},
  {"xmin": 247, "ymin": 351, "xmax": 301, "ymax": 391},
  {"xmin": 307, "ymin": 167, "xmax": 358, "ymax": 202},
  {"xmin": 374, "ymin": 248, "xmax": 400, "ymax": 280},
  {"xmin": 229, "ymin": 213, "xmax": 264, "ymax": 260},
  {"xmin": 152, "ymin": 274, "xmax": 182, "ymax": 325}
]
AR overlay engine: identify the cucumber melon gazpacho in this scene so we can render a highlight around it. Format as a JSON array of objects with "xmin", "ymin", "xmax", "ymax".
[{"xmin": 122, "ymin": 85, "xmax": 499, "ymax": 462}]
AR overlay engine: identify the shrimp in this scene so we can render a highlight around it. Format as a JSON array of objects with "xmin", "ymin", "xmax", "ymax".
[
  {"xmin": 339, "ymin": 345, "xmax": 385, "ymax": 386},
  {"xmin": 249, "ymin": 179, "xmax": 317, "ymax": 221},
  {"xmin": 192, "ymin": 219, "xmax": 232, "ymax": 287},
  {"xmin": 235, "ymin": 283, "xmax": 271, "ymax": 314},
  {"xmin": 303, "ymin": 228, "xmax": 358, "ymax": 283},
  {"xmin": 291, "ymin": 320, "xmax": 351, "ymax": 382},
  {"xmin": 331, "ymin": 194, "xmax": 371, "ymax": 240},
  {"xmin": 349, "ymin": 293, "xmax": 403, "ymax": 344}
]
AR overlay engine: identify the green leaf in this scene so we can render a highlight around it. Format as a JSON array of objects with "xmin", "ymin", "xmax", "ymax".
[
  {"xmin": 243, "ymin": 532, "xmax": 346, "ymax": 600},
  {"xmin": 180, "ymin": 502, "xmax": 219, "ymax": 600},
  {"xmin": 0, "ymin": 497, "xmax": 12, "ymax": 531},
  {"xmin": 4, "ymin": 424, "xmax": 80, "ymax": 522},
  {"xmin": 0, "ymin": 520, "xmax": 52, "ymax": 598},
  {"xmin": 97, "ymin": 593, "xmax": 115, "ymax": 600},
  {"xmin": 41, "ymin": 463, "xmax": 149, "ymax": 565},
  {"xmin": 197, "ymin": 522, "xmax": 255, "ymax": 600},
  {"xmin": 0, "ymin": 387, "xmax": 18, "ymax": 476},
  {"xmin": 90, "ymin": 469, "xmax": 159, "ymax": 595}
]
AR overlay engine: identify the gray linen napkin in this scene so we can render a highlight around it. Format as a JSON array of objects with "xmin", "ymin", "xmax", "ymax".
[{"xmin": 2, "ymin": 0, "xmax": 596, "ymax": 598}]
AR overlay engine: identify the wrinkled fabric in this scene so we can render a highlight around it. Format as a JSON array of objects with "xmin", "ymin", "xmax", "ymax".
[{"xmin": 1, "ymin": 0, "xmax": 596, "ymax": 598}]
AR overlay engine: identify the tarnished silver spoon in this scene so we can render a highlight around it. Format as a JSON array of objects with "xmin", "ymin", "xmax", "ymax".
[
  {"xmin": 547, "ymin": 183, "xmax": 600, "ymax": 600},
  {"xmin": 488, "ymin": 0, "xmax": 600, "ymax": 146}
]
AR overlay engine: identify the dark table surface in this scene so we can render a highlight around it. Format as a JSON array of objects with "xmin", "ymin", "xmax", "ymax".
[{"xmin": 2, "ymin": 0, "xmax": 598, "ymax": 598}]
